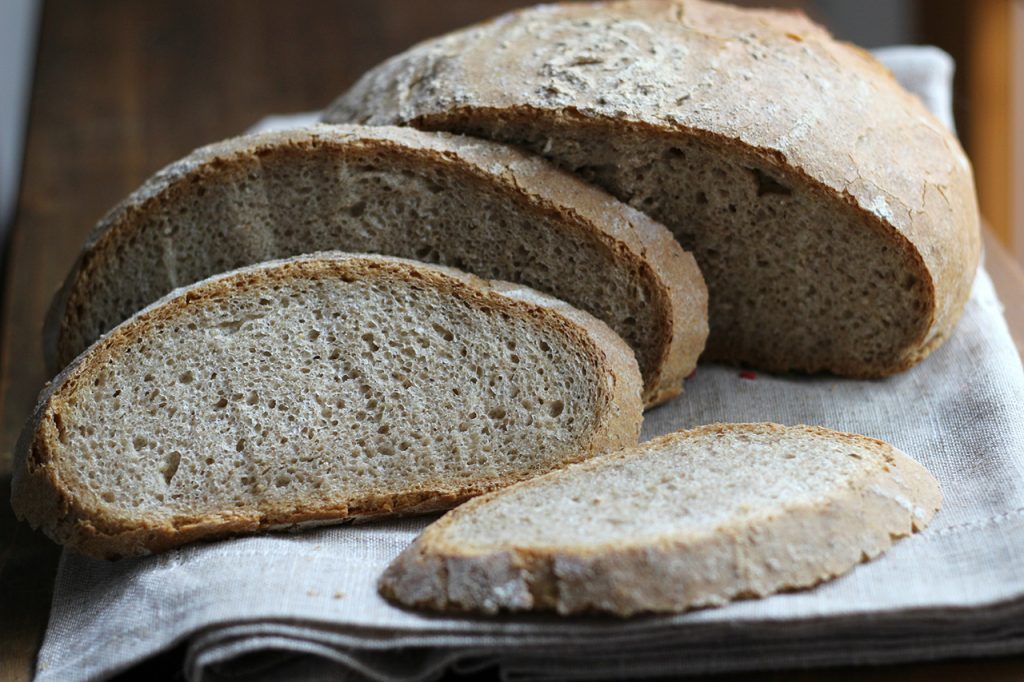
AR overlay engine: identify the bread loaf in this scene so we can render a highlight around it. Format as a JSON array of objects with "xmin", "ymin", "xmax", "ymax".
[
  {"xmin": 46, "ymin": 124, "xmax": 707, "ymax": 406},
  {"xmin": 325, "ymin": 0, "xmax": 980, "ymax": 377},
  {"xmin": 14, "ymin": 253, "xmax": 643, "ymax": 559},
  {"xmin": 381, "ymin": 422, "xmax": 941, "ymax": 616}
]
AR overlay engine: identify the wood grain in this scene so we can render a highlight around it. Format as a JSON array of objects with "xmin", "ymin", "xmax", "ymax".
[
  {"xmin": 2, "ymin": 2, "xmax": 1024, "ymax": 680},
  {"xmin": 985, "ymin": 227, "xmax": 1024, "ymax": 353},
  {"xmin": 967, "ymin": 0, "xmax": 1013, "ymax": 249}
]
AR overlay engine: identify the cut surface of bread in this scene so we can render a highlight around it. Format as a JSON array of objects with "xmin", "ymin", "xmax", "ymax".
[
  {"xmin": 325, "ymin": 0, "xmax": 980, "ymax": 377},
  {"xmin": 14, "ymin": 253, "xmax": 643, "ymax": 559},
  {"xmin": 380, "ymin": 423, "xmax": 941, "ymax": 616},
  {"xmin": 47, "ymin": 124, "xmax": 707, "ymax": 406}
]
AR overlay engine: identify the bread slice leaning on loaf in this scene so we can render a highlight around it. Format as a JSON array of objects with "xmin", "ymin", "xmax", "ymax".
[
  {"xmin": 45, "ymin": 123, "xmax": 707, "ymax": 407},
  {"xmin": 380, "ymin": 423, "xmax": 941, "ymax": 616},
  {"xmin": 14, "ymin": 253, "xmax": 643, "ymax": 559},
  {"xmin": 325, "ymin": 0, "xmax": 980, "ymax": 377}
]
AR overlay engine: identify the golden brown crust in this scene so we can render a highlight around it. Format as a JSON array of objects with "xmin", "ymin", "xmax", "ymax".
[
  {"xmin": 379, "ymin": 422, "xmax": 942, "ymax": 616},
  {"xmin": 15, "ymin": 253, "xmax": 643, "ymax": 560},
  {"xmin": 46, "ymin": 124, "xmax": 707, "ymax": 406},
  {"xmin": 325, "ymin": 0, "xmax": 980, "ymax": 376}
]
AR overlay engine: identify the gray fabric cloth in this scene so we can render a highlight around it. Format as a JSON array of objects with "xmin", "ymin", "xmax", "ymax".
[
  {"xmin": 872, "ymin": 46, "xmax": 957, "ymax": 133},
  {"xmin": 34, "ymin": 47, "xmax": 1024, "ymax": 681}
]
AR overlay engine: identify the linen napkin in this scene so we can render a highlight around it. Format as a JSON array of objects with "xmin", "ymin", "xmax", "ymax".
[{"xmin": 34, "ymin": 47, "xmax": 1024, "ymax": 681}]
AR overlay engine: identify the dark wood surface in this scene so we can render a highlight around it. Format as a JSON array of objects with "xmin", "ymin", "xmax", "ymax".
[{"xmin": 2, "ymin": 2, "xmax": 1024, "ymax": 680}]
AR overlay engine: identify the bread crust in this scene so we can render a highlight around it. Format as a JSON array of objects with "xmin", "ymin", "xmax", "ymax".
[
  {"xmin": 379, "ymin": 422, "xmax": 942, "ymax": 616},
  {"xmin": 325, "ymin": 0, "xmax": 980, "ymax": 376},
  {"xmin": 45, "ymin": 124, "xmax": 707, "ymax": 406},
  {"xmin": 14, "ymin": 253, "xmax": 643, "ymax": 559}
]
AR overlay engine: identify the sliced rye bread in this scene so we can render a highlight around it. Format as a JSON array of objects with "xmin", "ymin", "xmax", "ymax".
[
  {"xmin": 325, "ymin": 0, "xmax": 980, "ymax": 377},
  {"xmin": 14, "ymin": 253, "xmax": 643, "ymax": 559},
  {"xmin": 46, "ymin": 124, "xmax": 707, "ymax": 407},
  {"xmin": 380, "ymin": 422, "xmax": 941, "ymax": 616}
]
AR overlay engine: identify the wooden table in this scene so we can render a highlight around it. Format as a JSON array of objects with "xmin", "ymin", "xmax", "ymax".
[{"xmin": 2, "ymin": 2, "xmax": 1023, "ymax": 680}]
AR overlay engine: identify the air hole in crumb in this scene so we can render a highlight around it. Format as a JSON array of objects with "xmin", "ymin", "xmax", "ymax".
[
  {"xmin": 748, "ymin": 167, "xmax": 792, "ymax": 197},
  {"xmin": 348, "ymin": 201, "xmax": 366, "ymax": 217},
  {"xmin": 431, "ymin": 322, "xmax": 454, "ymax": 342},
  {"xmin": 548, "ymin": 400, "xmax": 564, "ymax": 417},
  {"xmin": 179, "ymin": 371, "xmax": 194, "ymax": 384},
  {"xmin": 161, "ymin": 451, "xmax": 181, "ymax": 485},
  {"xmin": 214, "ymin": 397, "xmax": 228, "ymax": 409},
  {"xmin": 53, "ymin": 413, "xmax": 68, "ymax": 444}
]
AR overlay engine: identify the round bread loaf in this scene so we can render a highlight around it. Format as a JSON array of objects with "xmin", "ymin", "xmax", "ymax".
[{"xmin": 325, "ymin": 0, "xmax": 981, "ymax": 377}]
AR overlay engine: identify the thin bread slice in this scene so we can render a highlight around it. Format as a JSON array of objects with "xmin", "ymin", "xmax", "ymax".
[
  {"xmin": 325, "ymin": 0, "xmax": 980, "ymax": 377},
  {"xmin": 14, "ymin": 253, "xmax": 643, "ymax": 559},
  {"xmin": 380, "ymin": 423, "xmax": 941, "ymax": 616},
  {"xmin": 46, "ymin": 124, "xmax": 707, "ymax": 407}
]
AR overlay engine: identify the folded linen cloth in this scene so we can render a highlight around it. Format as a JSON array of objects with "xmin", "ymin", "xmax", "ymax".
[{"xmin": 33, "ymin": 47, "xmax": 1024, "ymax": 682}]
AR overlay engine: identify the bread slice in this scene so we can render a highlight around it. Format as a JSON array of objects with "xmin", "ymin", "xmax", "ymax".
[
  {"xmin": 325, "ymin": 0, "xmax": 980, "ymax": 377},
  {"xmin": 46, "ymin": 124, "xmax": 707, "ymax": 407},
  {"xmin": 380, "ymin": 423, "xmax": 941, "ymax": 616},
  {"xmin": 13, "ymin": 253, "xmax": 643, "ymax": 559}
]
